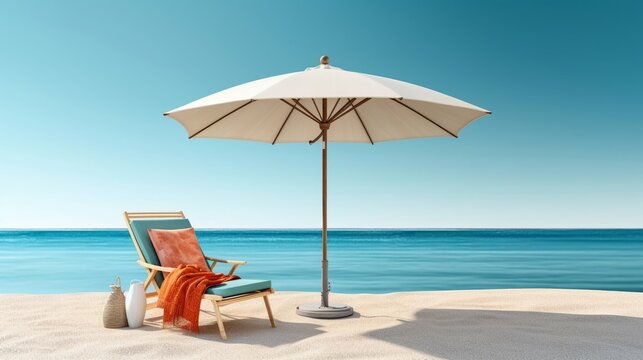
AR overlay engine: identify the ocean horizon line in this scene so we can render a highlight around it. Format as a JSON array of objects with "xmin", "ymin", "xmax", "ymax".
[{"xmin": 1, "ymin": 227, "xmax": 642, "ymax": 231}]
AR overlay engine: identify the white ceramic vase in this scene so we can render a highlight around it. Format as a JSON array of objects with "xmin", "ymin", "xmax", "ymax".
[{"xmin": 125, "ymin": 280, "xmax": 146, "ymax": 328}]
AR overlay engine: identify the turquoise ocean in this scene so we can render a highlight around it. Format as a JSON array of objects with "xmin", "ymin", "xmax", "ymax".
[{"xmin": 1, "ymin": 229, "xmax": 642, "ymax": 294}]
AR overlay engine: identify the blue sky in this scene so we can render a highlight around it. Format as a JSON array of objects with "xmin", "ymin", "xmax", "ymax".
[{"xmin": 0, "ymin": 1, "xmax": 641, "ymax": 228}]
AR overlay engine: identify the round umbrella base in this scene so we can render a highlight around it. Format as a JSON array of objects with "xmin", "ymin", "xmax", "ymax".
[{"xmin": 296, "ymin": 303, "xmax": 354, "ymax": 319}]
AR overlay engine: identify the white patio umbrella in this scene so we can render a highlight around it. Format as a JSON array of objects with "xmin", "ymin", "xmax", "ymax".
[{"xmin": 164, "ymin": 56, "xmax": 490, "ymax": 318}]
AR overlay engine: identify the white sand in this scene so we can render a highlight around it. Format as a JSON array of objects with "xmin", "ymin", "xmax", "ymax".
[{"xmin": 1, "ymin": 289, "xmax": 643, "ymax": 359}]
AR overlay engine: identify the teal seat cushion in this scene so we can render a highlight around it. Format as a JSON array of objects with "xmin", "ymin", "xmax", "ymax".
[
  {"xmin": 129, "ymin": 218, "xmax": 193, "ymax": 287},
  {"xmin": 206, "ymin": 279, "xmax": 271, "ymax": 297}
]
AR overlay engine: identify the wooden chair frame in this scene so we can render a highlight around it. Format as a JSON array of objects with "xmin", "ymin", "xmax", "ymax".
[{"xmin": 123, "ymin": 211, "xmax": 276, "ymax": 340}]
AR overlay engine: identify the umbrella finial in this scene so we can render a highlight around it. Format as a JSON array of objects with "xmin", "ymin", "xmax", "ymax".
[{"xmin": 320, "ymin": 55, "xmax": 329, "ymax": 65}]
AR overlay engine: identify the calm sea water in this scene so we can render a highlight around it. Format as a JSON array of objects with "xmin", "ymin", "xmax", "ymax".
[{"xmin": 0, "ymin": 229, "xmax": 642, "ymax": 294}]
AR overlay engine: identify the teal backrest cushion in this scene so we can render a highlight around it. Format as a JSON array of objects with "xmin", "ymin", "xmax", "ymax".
[{"xmin": 129, "ymin": 218, "xmax": 193, "ymax": 287}]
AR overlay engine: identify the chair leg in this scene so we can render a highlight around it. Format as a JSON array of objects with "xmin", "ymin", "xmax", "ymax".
[
  {"xmin": 263, "ymin": 295, "xmax": 276, "ymax": 328},
  {"xmin": 211, "ymin": 301, "xmax": 228, "ymax": 340}
]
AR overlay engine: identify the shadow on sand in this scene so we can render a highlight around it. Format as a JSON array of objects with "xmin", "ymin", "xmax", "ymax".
[
  {"xmin": 141, "ymin": 311, "xmax": 325, "ymax": 346},
  {"xmin": 364, "ymin": 308, "xmax": 643, "ymax": 359}
]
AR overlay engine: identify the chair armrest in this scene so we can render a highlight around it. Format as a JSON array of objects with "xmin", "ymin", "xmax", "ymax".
[
  {"xmin": 204, "ymin": 256, "xmax": 246, "ymax": 276},
  {"xmin": 137, "ymin": 260, "xmax": 175, "ymax": 273},
  {"xmin": 204, "ymin": 256, "xmax": 247, "ymax": 265}
]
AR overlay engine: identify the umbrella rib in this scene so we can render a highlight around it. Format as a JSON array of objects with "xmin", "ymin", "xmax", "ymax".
[
  {"xmin": 311, "ymin": 99, "xmax": 323, "ymax": 121},
  {"xmin": 328, "ymin": 98, "xmax": 341, "ymax": 119},
  {"xmin": 351, "ymin": 104, "xmax": 374, "ymax": 145},
  {"xmin": 329, "ymin": 98, "xmax": 371, "ymax": 123},
  {"xmin": 391, "ymin": 98, "xmax": 458, "ymax": 138},
  {"xmin": 280, "ymin": 99, "xmax": 320, "ymax": 123},
  {"xmin": 188, "ymin": 100, "xmax": 255, "ymax": 139},
  {"xmin": 272, "ymin": 100, "xmax": 297, "ymax": 145},
  {"xmin": 292, "ymin": 98, "xmax": 321, "ymax": 122},
  {"xmin": 328, "ymin": 98, "xmax": 357, "ymax": 122}
]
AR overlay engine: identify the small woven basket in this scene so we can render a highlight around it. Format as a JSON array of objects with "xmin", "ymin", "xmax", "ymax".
[{"xmin": 103, "ymin": 276, "xmax": 128, "ymax": 328}]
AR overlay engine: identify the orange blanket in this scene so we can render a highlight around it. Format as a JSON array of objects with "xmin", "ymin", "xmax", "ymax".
[{"xmin": 157, "ymin": 264, "xmax": 239, "ymax": 333}]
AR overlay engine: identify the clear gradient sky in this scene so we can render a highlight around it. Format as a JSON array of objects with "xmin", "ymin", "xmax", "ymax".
[{"xmin": 1, "ymin": 1, "xmax": 642, "ymax": 228}]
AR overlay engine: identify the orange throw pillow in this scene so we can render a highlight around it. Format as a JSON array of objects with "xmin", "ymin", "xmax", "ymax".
[{"xmin": 147, "ymin": 228, "xmax": 210, "ymax": 274}]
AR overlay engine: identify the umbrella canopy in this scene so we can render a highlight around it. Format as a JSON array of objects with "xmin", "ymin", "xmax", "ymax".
[
  {"xmin": 164, "ymin": 56, "xmax": 490, "ymax": 318},
  {"xmin": 165, "ymin": 59, "xmax": 489, "ymax": 144}
]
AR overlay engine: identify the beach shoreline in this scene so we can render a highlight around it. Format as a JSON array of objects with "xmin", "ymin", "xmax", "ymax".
[{"xmin": 2, "ymin": 289, "xmax": 642, "ymax": 359}]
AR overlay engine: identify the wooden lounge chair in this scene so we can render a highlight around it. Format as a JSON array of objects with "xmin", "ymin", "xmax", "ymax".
[{"xmin": 123, "ymin": 211, "xmax": 275, "ymax": 340}]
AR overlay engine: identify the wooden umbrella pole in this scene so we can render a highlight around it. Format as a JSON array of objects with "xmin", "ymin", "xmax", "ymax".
[
  {"xmin": 321, "ymin": 98, "xmax": 329, "ymax": 308},
  {"xmin": 321, "ymin": 129, "xmax": 329, "ymax": 307}
]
